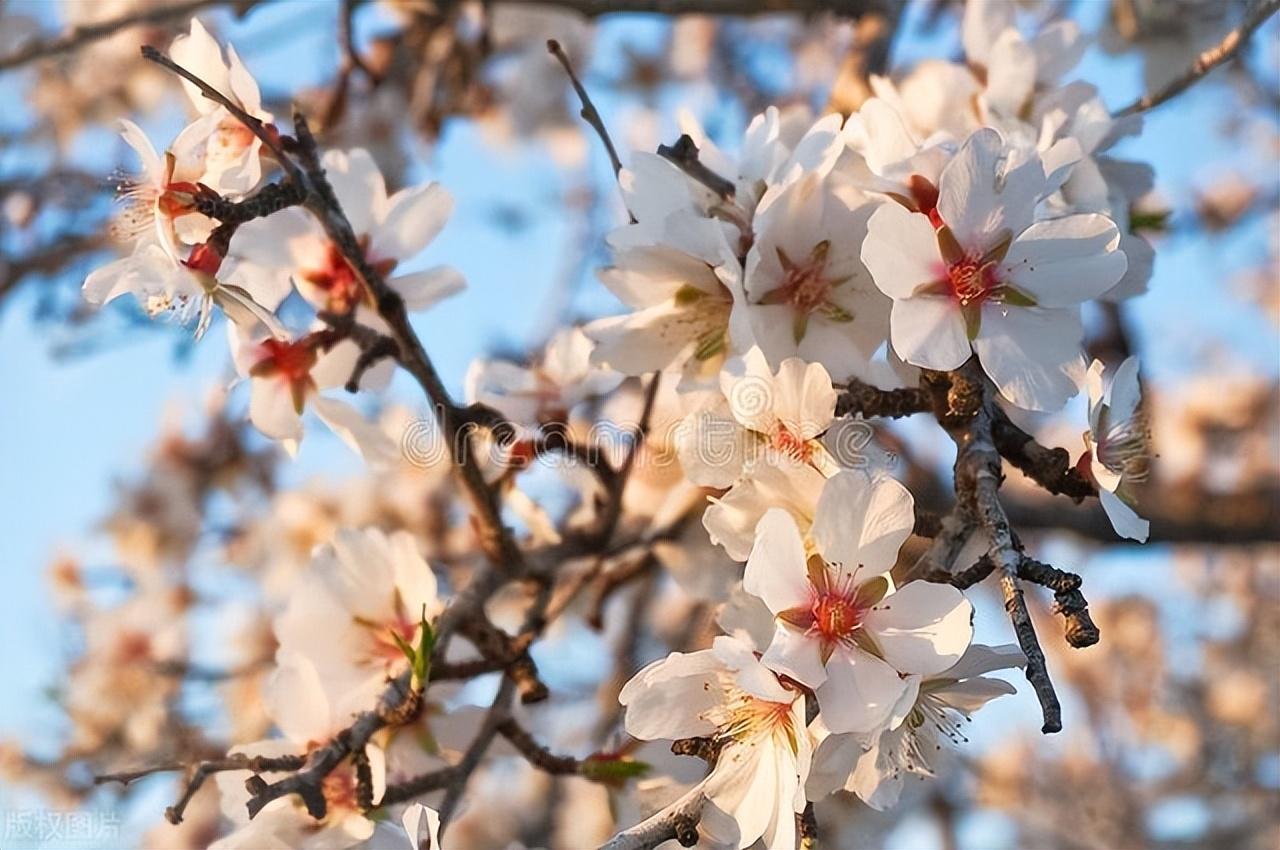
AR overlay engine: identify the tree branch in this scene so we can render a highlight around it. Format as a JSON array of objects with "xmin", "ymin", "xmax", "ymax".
[
  {"xmin": 0, "ymin": 0, "xmax": 261, "ymax": 72},
  {"xmin": 1115, "ymin": 0, "xmax": 1280, "ymax": 116},
  {"xmin": 600, "ymin": 786, "xmax": 707, "ymax": 850},
  {"xmin": 525, "ymin": 0, "xmax": 877, "ymax": 16},
  {"xmin": 922, "ymin": 364, "xmax": 1063, "ymax": 734}
]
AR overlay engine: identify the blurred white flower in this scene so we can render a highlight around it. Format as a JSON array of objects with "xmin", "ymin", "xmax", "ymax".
[
  {"xmin": 862, "ymin": 128, "xmax": 1127, "ymax": 411},
  {"xmin": 170, "ymin": 18, "xmax": 274, "ymax": 195},
  {"xmin": 744, "ymin": 472, "xmax": 971, "ymax": 735},
  {"xmin": 809, "ymin": 643, "xmax": 1025, "ymax": 809},
  {"xmin": 1085, "ymin": 356, "xmax": 1151, "ymax": 542},
  {"xmin": 466, "ymin": 327, "xmax": 623, "ymax": 426},
  {"xmin": 274, "ymin": 527, "xmax": 443, "ymax": 716},
  {"xmin": 232, "ymin": 148, "xmax": 464, "ymax": 318},
  {"xmin": 620, "ymin": 634, "xmax": 810, "ymax": 850}
]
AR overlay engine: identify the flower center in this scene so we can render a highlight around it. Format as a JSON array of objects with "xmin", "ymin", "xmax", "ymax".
[
  {"xmin": 812, "ymin": 592, "xmax": 862, "ymax": 642},
  {"xmin": 302, "ymin": 239, "xmax": 397, "ymax": 314},
  {"xmin": 758, "ymin": 241, "xmax": 855, "ymax": 343},
  {"xmin": 1099, "ymin": 418, "xmax": 1151, "ymax": 482},
  {"xmin": 946, "ymin": 258, "xmax": 998, "ymax": 307},
  {"xmin": 773, "ymin": 240, "xmax": 843, "ymax": 315},
  {"xmin": 211, "ymin": 118, "xmax": 256, "ymax": 159},
  {"xmin": 707, "ymin": 686, "xmax": 799, "ymax": 752},
  {"xmin": 250, "ymin": 338, "xmax": 318, "ymax": 414},
  {"xmin": 770, "ymin": 424, "xmax": 814, "ymax": 463}
]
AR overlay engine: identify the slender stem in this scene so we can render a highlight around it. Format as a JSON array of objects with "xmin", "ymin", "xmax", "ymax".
[
  {"xmin": 0, "ymin": 0, "xmax": 260, "ymax": 72},
  {"xmin": 547, "ymin": 39, "xmax": 625, "ymax": 180},
  {"xmin": 1115, "ymin": 0, "xmax": 1280, "ymax": 116}
]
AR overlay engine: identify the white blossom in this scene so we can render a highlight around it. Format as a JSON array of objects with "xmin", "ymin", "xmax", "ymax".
[
  {"xmin": 232, "ymin": 148, "xmax": 464, "ymax": 318},
  {"xmin": 620, "ymin": 634, "xmax": 811, "ymax": 850},
  {"xmin": 1085, "ymin": 356, "xmax": 1151, "ymax": 542},
  {"xmin": 808, "ymin": 644, "xmax": 1025, "ymax": 810},
  {"xmin": 862, "ymin": 128, "xmax": 1128, "ymax": 411},
  {"xmin": 744, "ymin": 472, "xmax": 972, "ymax": 735}
]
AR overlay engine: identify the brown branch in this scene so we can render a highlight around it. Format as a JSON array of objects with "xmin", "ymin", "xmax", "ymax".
[
  {"xmin": 657, "ymin": 134, "xmax": 736, "ymax": 200},
  {"xmin": 96, "ymin": 752, "xmax": 307, "ymax": 824},
  {"xmin": 0, "ymin": 0, "xmax": 260, "ymax": 72},
  {"xmin": 496, "ymin": 718, "xmax": 583, "ymax": 775},
  {"xmin": 1115, "ymin": 0, "xmax": 1280, "ymax": 116},
  {"xmin": 922, "ymin": 364, "xmax": 1063, "ymax": 734},
  {"xmin": 526, "ymin": 0, "xmax": 877, "ymax": 16},
  {"xmin": 990, "ymin": 405, "xmax": 1096, "ymax": 500},
  {"xmin": 601, "ymin": 786, "xmax": 707, "ymax": 850},
  {"xmin": 835, "ymin": 378, "xmax": 932, "ymax": 419},
  {"xmin": 547, "ymin": 39, "xmax": 625, "ymax": 179}
]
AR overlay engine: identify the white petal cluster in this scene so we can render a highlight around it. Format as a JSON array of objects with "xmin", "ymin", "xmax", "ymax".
[
  {"xmin": 71, "ymin": 10, "xmax": 1167, "ymax": 847},
  {"xmin": 80, "ymin": 22, "xmax": 463, "ymax": 461},
  {"xmin": 605, "ymin": 7, "xmax": 1156, "ymax": 844}
]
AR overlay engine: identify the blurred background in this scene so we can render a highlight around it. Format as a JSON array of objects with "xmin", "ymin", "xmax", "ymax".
[{"xmin": 0, "ymin": 1, "xmax": 1277, "ymax": 848}]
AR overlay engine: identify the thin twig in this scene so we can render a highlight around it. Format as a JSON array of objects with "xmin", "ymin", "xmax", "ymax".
[
  {"xmin": 547, "ymin": 39, "xmax": 624, "ymax": 179},
  {"xmin": 1115, "ymin": 0, "xmax": 1280, "ymax": 116},
  {"xmin": 0, "ymin": 0, "xmax": 259, "ymax": 72},
  {"xmin": 601, "ymin": 786, "xmax": 707, "ymax": 850},
  {"xmin": 923, "ymin": 364, "xmax": 1063, "ymax": 734},
  {"xmin": 139, "ymin": 45, "xmax": 299, "ymax": 181}
]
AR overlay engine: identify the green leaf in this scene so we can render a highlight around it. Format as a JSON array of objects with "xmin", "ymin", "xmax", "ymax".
[
  {"xmin": 1129, "ymin": 208, "xmax": 1170, "ymax": 233},
  {"xmin": 389, "ymin": 606, "xmax": 436, "ymax": 689},
  {"xmin": 413, "ymin": 607, "xmax": 436, "ymax": 686},
  {"xmin": 580, "ymin": 757, "xmax": 650, "ymax": 782}
]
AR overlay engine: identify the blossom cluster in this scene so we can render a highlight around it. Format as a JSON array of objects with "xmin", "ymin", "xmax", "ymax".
[{"xmin": 74, "ymin": 4, "xmax": 1160, "ymax": 848}]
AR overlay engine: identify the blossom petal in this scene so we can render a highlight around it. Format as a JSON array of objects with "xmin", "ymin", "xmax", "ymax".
[
  {"xmin": 811, "ymin": 471, "xmax": 915, "ymax": 575},
  {"xmin": 619, "ymin": 649, "xmax": 723, "ymax": 741},
  {"xmin": 323, "ymin": 148, "xmax": 387, "ymax": 237},
  {"xmin": 676, "ymin": 407, "xmax": 750, "ymax": 488},
  {"xmin": 390, "ymin": 266, "xmax": 466, "ymax": 311},
  {"xmin": 744, "ymin": 509, "xmax": 810, "ymax": 615},
  {"xmin": 984, "ymin": 29, "xmax": 1035, "ymax": 116},
  {"xmin": 1001, "ymin": 214, "xmax": 1127, "ymax": 307},
  {"xmin": 118, "ymin": 119, "xmax": 164, "ymax": 186},
  {"xmin": 890, "ymin": 296, "xmax": 971, "ymax": 371},
  {"xmin": 762, "ymin": 624, "xmax": 828, "ymax": 689},
  {"xmin": 312, "ymin": 396, "xmax": 399, "ymax": 467},
  {"xmin": 249, "ymin": 378, "xmax": 304, "ymax": 441},
  {"xmin": 371, "ymin": 183, "xmax": 453, "ymax": 264},
  {"xmin": 817, "ymin": 646, "xmax": 909, "ymax": 735},
  {"xmin": 862, "ymin": 203, "xmax": 941, "ymax": 299},
  {"xmin": 1100, "ymin": 487, "xmax": 1150, "ymax": 542},
  {"xmin": 938, "ymin": 677, "xmax": 1018, "ymax": 714},
  {"xmin": 771, "ymin": 358, "xmax": 837, "ymax": 440},
  {"xmin": 865, "ymin": 581, "xmax": 973, "ymax": 675},
  {"xmin": 941, "ymin": 643, "xmax": 1026, "ymax": 681},
  {"xmin": 974, "ymin": 305, "xmax": 1085, "ymax": 411},
  {"xmin": 937, "ymin": 128, "xmax": 1045, "ymax": 251},
  {"xmin": 1107, "ymin": 355, "xmax": 1142, "ymax": 424}
]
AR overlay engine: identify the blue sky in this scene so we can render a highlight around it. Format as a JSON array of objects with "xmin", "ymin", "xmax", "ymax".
[{"xmin": 0, "ymin": 1, "xmax": 1276, "ymax": 847}]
